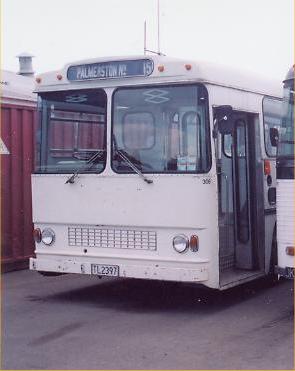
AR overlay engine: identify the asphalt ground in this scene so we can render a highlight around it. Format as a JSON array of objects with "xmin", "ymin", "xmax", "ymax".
[{"xmin": 1, "ymin": 269, "xmax": 294, "ymax": 370}]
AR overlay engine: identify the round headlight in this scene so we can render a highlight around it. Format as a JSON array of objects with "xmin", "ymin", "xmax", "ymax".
[
  {"xmin": 173, "ymin": 234, "xmax": 189, "ymax": 253},
  {"xmin": 41, "ymin": 228, "xmax": 55, "ymax": 245}
]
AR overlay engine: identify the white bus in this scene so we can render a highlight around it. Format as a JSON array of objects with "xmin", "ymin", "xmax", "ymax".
[
  {"xmin": 30, "ymin": 55, "xmax": 282, "ymax": 290},
  {"xmin": 276, "ymin": 65, "xmax": 294, "ymax": 279}
]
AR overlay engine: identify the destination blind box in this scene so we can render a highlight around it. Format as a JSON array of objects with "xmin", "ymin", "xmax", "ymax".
[{"xmin": 67, "ymin": 59, "xmax": 154, "ymax": 81}]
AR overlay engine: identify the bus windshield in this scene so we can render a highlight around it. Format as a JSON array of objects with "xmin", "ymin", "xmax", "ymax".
[
  {"xmin": 112, "ymin": 84, "xmax": 210, "ymax": 173},
  {"xmin": 36, "ymin": 89, "xmax": 107, "ymax": 173},
  {"xmin": 278, "ymin": 80, "xmax": 294, "ymax": 158}
]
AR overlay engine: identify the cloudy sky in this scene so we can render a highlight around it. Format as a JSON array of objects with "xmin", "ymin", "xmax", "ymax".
[{"xmin": 2, "ymin": 0, "xmax": 294, "ymax": 82}]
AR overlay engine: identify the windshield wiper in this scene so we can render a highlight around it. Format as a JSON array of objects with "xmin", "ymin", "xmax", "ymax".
[
  {"xmin": 113, "ymin": 144, "xmax": 153, "ymax": 184},
  {"xmin": 65, "ymin": 149, "xmax": 105, "ymax": 184},
  {"xmin": 115, "ymin": 148, "xmax": 153, "ymax": 184}
]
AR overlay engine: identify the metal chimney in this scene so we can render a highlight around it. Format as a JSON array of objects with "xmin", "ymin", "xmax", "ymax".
[{"xmin": 16, "ymin": 52, "xmax": 35, "ymax": 77}]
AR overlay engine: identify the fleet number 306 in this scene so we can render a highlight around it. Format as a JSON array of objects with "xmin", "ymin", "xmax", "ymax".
[{"xmin": 202, "ymin": 178, "xmax": 211, "ymax": 184}]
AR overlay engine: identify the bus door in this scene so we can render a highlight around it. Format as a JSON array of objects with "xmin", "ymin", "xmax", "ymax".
[{"xmin": 216, "ymin": 110, "xmax": 256, "ymax": 271}]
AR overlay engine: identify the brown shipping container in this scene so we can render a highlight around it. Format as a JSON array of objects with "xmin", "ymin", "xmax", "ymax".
[{"xmin": 1, "ymin": 71, "xmax": 37, "ymax": 272}]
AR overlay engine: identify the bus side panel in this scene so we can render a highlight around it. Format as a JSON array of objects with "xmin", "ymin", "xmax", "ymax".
[{"xmin": 277, "ymin": 179, "xmax": 294, "ymax": 271}]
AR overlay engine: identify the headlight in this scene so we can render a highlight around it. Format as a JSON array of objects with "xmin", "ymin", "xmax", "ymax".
[
  {"xmin": 41, "ymin": 228, "xmax": 55, "ymax": 245},
  {"xmin": 172, "ymin": 234, "xmax": 189, "ymax": 253}
]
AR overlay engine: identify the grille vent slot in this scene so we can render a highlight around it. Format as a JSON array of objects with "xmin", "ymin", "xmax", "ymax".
[{"xmin": 68, "ymin": 227, "xmax": 157, "ymax": 251}]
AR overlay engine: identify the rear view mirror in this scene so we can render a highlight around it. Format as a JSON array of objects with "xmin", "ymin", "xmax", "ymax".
[
  {"xmin": 214, "ymin": 105, "xmax": 234, "ymax": 135},
  {"xmin": 270, "ymin": 127, "xmax": 279, "ymax": 147}
]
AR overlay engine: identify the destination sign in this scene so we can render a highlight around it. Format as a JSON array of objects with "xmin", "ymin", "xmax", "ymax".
[{"xmin": 67, "ymin": 59, "xmax": 154, "ymax": 81}]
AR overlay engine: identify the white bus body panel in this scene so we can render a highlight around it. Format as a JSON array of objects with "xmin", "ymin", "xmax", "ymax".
[
  {"xmin": 277, "ymin": 179, "xmax": 295, "ymax": 275},
  {"xmin": 31, "ymin": 173, "xmax": 219, "ymax": 288}
]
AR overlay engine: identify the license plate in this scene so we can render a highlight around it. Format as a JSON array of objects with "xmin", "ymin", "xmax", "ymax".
[{"xmin": 91, "ymin": 264, "xmax": 119, "ymax": 277}]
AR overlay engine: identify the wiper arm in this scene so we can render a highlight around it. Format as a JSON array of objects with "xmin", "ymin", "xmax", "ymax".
[
  {"xmin": 115, "ymin": 148, "xmax": 153, "ymax": 184},
  {"xmin": 65, "ymin": 149, "xmax": 105, "ymax": 184}
]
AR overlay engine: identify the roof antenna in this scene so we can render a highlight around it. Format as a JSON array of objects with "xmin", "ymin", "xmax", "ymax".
[
  {"xmin": 144, "ymin": 0, "xmax": 165, "ymax": 56},
  {"xmin": 144, "ymin": 20, "xmax": 147, "ymax": 55},
  {"xmin": 157, "ymin": 0, "xmax": 160, "ymax": 55}
]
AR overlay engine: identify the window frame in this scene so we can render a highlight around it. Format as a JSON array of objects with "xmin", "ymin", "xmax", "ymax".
[
  {"xmin": 278, "ymin": 82, "xmax": 294, "ymax": 158},
  {"xmin": 35, "ymin": 88, "xmax": 108, "ymax": 174},
  {"xmin": 111, "ymin": 83, "xmax": 212, "ymax": 175},
  {"xmin": 234, "ymin": 119, "xmax": 250, "ymax": 243},
  {"xmin": 262, "ymin": 96, "xmax": 282, "ymax": 158}
]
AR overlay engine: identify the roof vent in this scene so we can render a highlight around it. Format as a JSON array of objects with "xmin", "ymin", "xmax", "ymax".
[{"xmin": 16, "ymin": 52, "xmax": 35, "ymax": 77}]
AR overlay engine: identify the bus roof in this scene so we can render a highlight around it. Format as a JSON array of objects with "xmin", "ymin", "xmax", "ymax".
[{"xmin": 35, "ymin": 55, "xmax": 281, "ymax": 97}]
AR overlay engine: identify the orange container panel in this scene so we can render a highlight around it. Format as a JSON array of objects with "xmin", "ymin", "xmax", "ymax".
[{"xmin": 1, "ymin": 103, "xmax": 37, "ymax": 271}]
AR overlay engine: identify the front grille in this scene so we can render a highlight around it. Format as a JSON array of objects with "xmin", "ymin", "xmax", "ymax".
[{"xmin": 68, "ymin": 227, "xmax": 157, "ymax": 251}]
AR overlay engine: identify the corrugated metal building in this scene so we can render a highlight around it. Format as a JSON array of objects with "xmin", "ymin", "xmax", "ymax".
[{"xmin": 1, "ymin": 67, "xmax": 37, "ymax": 271}]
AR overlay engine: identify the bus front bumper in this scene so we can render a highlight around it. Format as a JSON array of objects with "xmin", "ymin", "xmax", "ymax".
[{"xmin": 30, "ymin": 256, "xmax": 209, "ymax": 283}]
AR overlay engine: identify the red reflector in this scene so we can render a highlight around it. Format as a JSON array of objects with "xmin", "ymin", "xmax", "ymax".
[
  {"xmin": 35, "ymin": 77, "xmax": 41, "ymax": 83},
  {"xmin": 185, "ymin": 64, "xmax": 192, "ymax": 70},
  {"xmin": 286, "ymin": 246, "xmax": 295, "ymax": 256},
  {"xmin": 33, "ymin": 228, "xmax": 42, "ymax": 243},
  {"xmin": 56, "ymin": 74, "xmax": 63, "ymax": 80},
  {"xmin": 158, "ymin": 65, "xmax": 164, "ymax": 72},
  {"xmin": 190, "ymin": 235, "xmax": 199, "ymax": 252},
  {"xmin": 264, "ymin": 160, "xmax": 271, "ymax": 175}
]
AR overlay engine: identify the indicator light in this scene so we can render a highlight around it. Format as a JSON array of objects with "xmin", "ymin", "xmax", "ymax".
[
  {"xmin": 286, "ymin": 246, "xmax": 294, "ymax": 256},
  {"xmin": 33, "ymin": 228, "xmax": 42, "ymax": 243},
  {"xmin": 264, "ymin": 160, "xmax": 271, "ymax": 175},
  {"xmin": 190, "ymin": 235, "xmax": 199, "ymax": 252}
]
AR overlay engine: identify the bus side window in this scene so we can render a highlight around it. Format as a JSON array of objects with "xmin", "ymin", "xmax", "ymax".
[
  {"xmin": 167, "ymin": 119, "xmax": 180, "ymax": 170},
  {"xmin": 182, "ymin": 111, "xmax": 201, "ymax": 170},
  {"xmin": 223, "ymin": 134, "xmax": 232, "ymax": 157},
  {"xmin": 262, "ymin": 97, "xmax": 282, "ymax": 157},
  {"xmin": 49, "ymin": 110, "xmax": 105, "ymax": 158},
  {"xmin": 78, "ymin": 113, "xmax": 105, "ymax": 151},
  {"xmin": 122, "ymin": 112, "xmax": 155, "ymax": 150}
]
